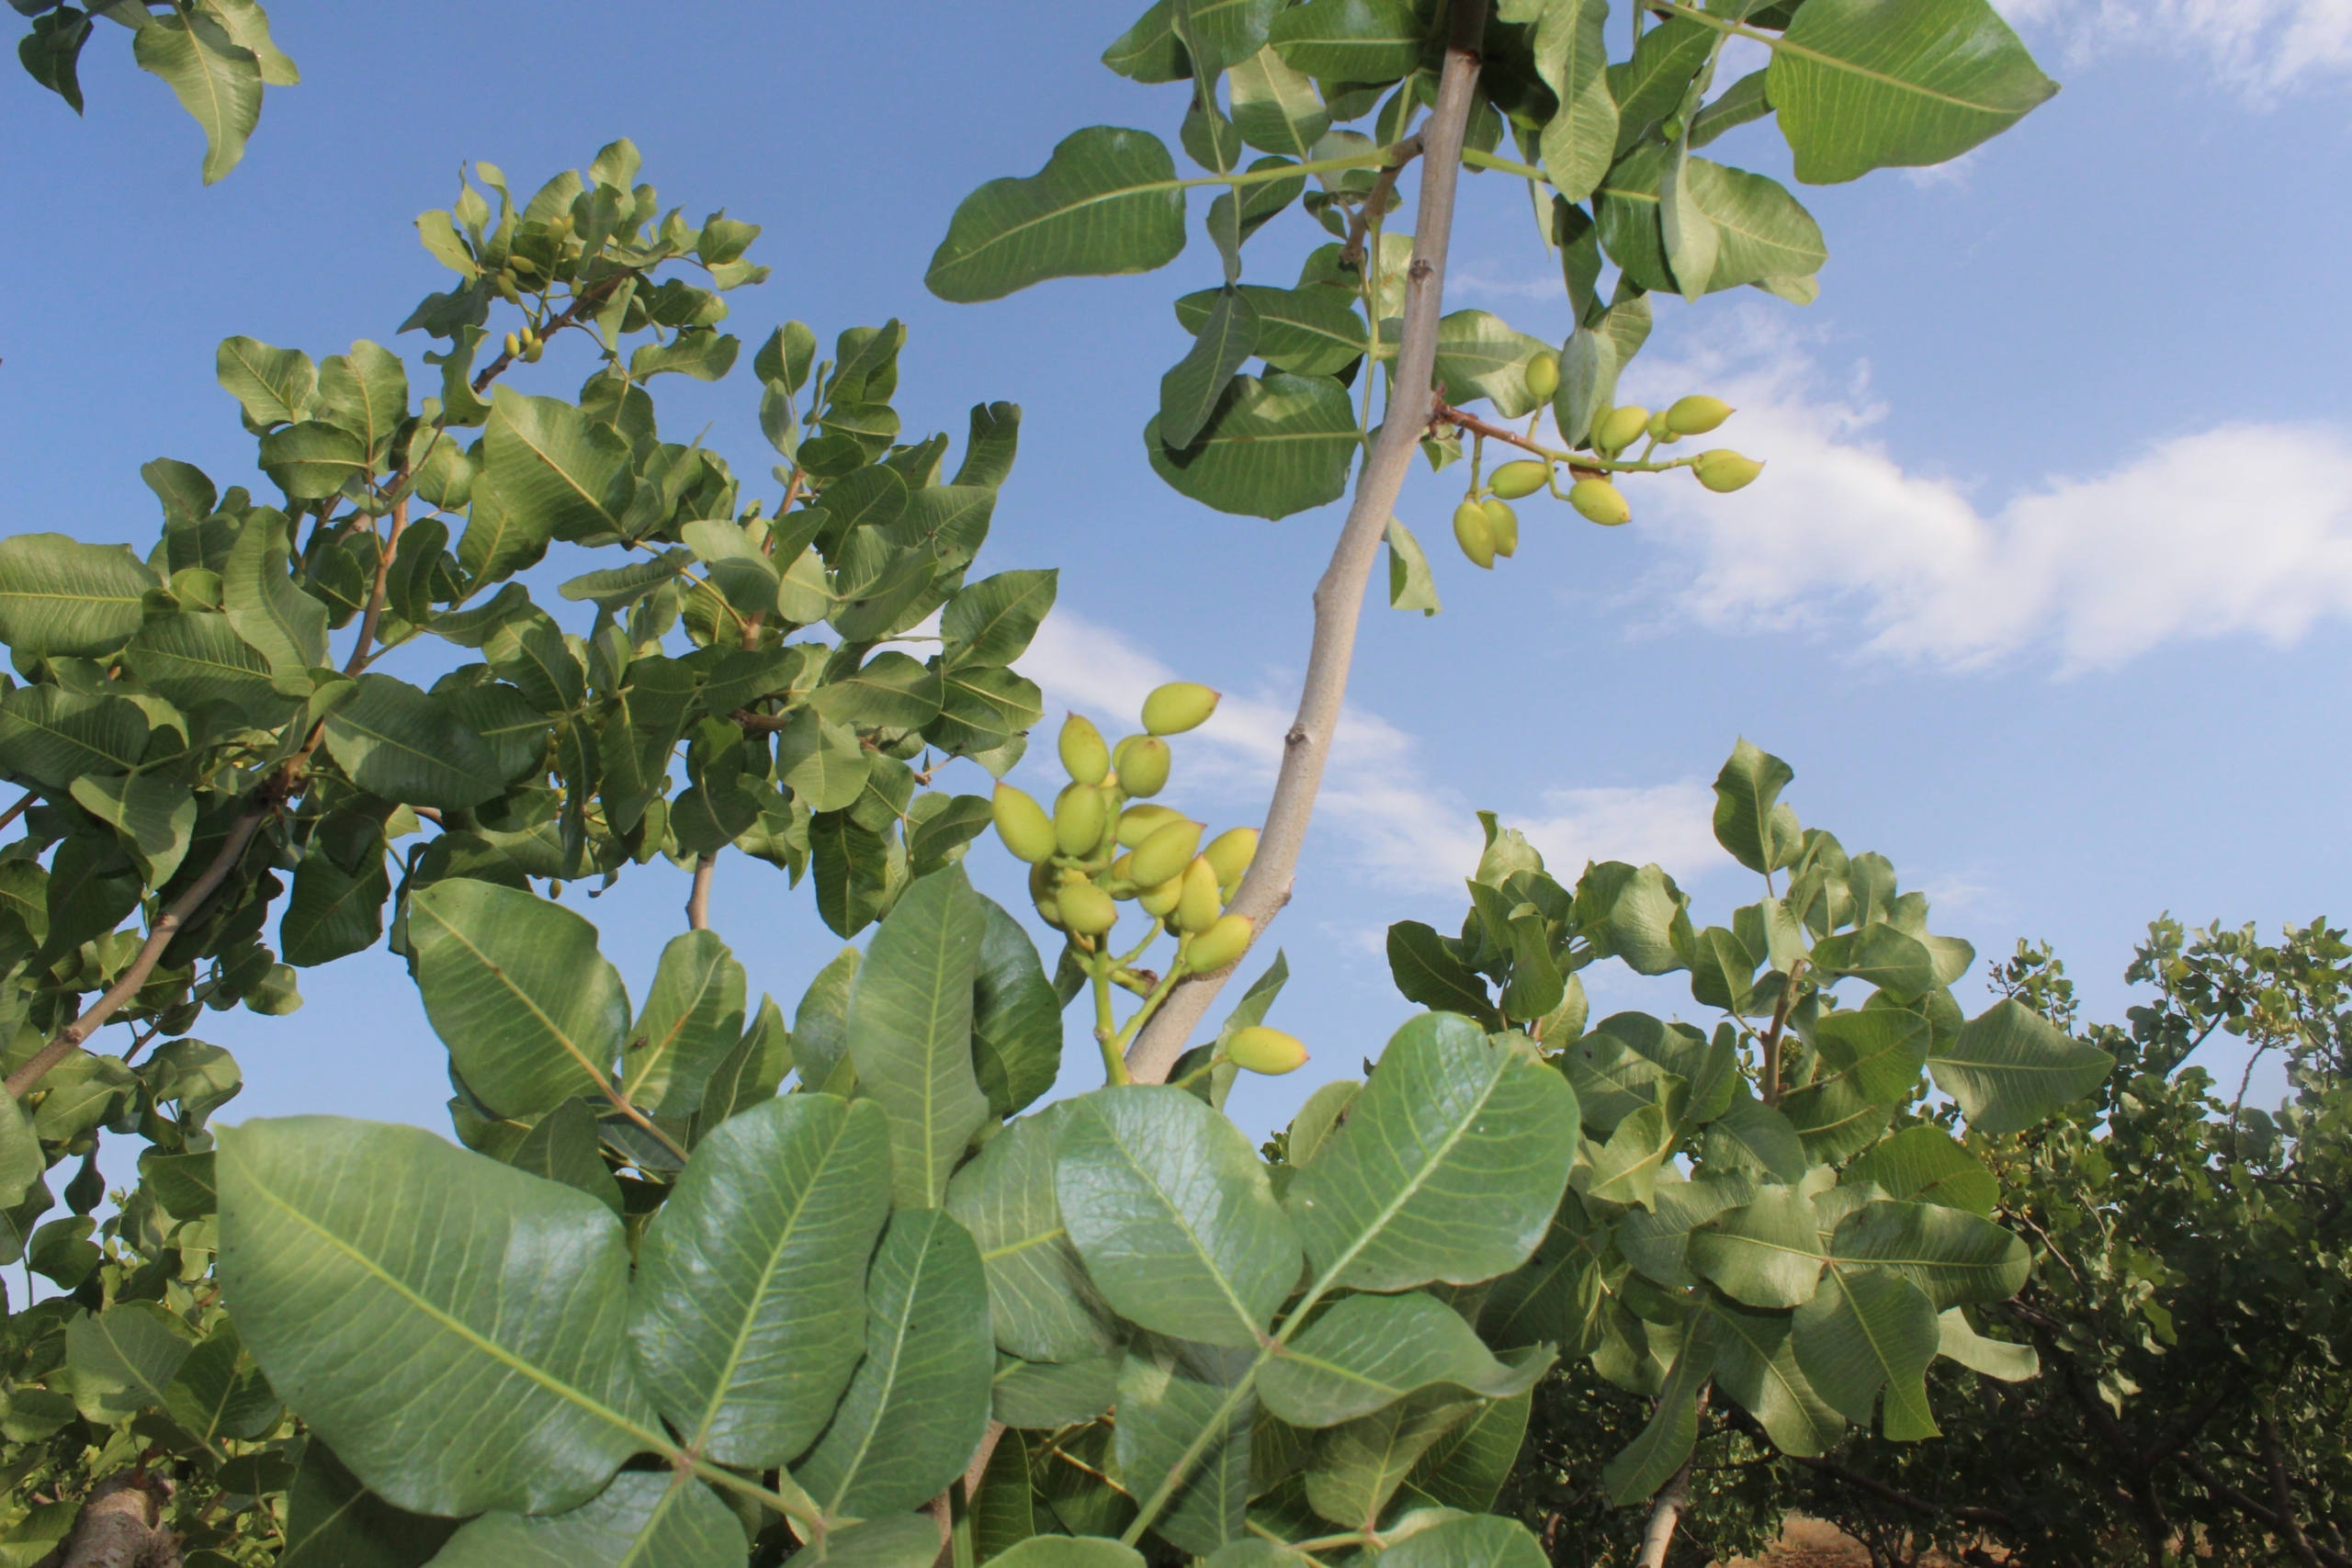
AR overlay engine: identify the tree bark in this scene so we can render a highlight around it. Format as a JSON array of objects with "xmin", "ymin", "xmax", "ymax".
[
  {"xmin": 37, "ymin": 1475, "xmax": 179, "ymax": 1568},
  {"xmin": 1125, "ymin": 0, "xmax": 1491, "ymax": 1083}
]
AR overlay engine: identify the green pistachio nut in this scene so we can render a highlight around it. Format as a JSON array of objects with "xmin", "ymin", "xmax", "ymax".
[
  {"xmin": 1224, "ymin": 1025, "xmax": 1308, "ymax": 1075},
  {"xmin": 1453, "ymin": 500, "xmax": 1496, "ymax": 570},
  {"xmin": 1692, "ymin": 448, "xmax": 1764, "ymax": 493},
  {"xmin": 1054, "ymin": 784, "xmax": 1107, "ymax": 858},
  {"xmin": 1481, "ymin": 498, "xmax": 1519, "ymax": 558},
  {"xmin": 1116, "ymin": 803, "xmax": 1184, "ymax": 850},
  {"xmin": 1129, "ymin": 818, "xmax": 1205, "ymax": 890},
  {"xmin": 1112, "ymin": 734, "xmax": 1171, "ymax": 798},
  {"xmin": 1487, "ymin": 460, "xmax": 1550, "ymax": 500},
  {"xmin": 1142, "ymin": 682, "xmax": 1220, "ymax": 736},
  {"xmin": 1138, "ymin": 874, "xmax": 1185, "ymax": 918},
  {"xmin": 1569, "ymin": 479, "xmax": 1632, "ymax": 526},
  {"xmin": 992, "ymin": 784, "xmax": 1057, "ymax": 864},
  {"xmin": 1666, "ymin": 394, "xmax": 1734, "ymax": 435},
  {"xmin": 1595, "ymin": 405, "xmax": 1651, "ymax": 456},
  {"xmin": 1029, "ymin": 862, "xmax": 1064, "ymax": 930},
  {"xmin": 1058, "ymin": 713, "xmax": 1110, "ymax": 785},
  {"xmin": 1203, "ymin": 826, "xmax": 1257, "ymax": 891},
  {"xmin": 1645, "ymin": 410, "xmax": 1676, "ymax": 445},
  {"xmin": 1176, "ymin": 857, "xmax": 1223, "ymax": 934},
  {"xmin": 1058, "ymin": 879, "xmax": 1118, "ymax": 936},
  {"xmin": 1184, "ymin": 912, "xmax": 1253, "ymax": 973},
  {"xmin": 1522, "ymin": 352, "xmax": 1560, "ymax": 402},
  {"xmin": 503, "ymin": 331, "xmax": 523, "ymax": 359}
]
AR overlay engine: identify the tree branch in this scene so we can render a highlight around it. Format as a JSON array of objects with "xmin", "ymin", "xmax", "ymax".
[
  {"xmin": 1784, "ymin": 1453, "xmax": 2018, "ymax": 1531},
  {"xmin": 1637, "ymin": 1391, "xmax": 1711, "ymax": 1568},
  {"xmin": 1125, "ymin": 0, "xmax": 1491, "ymax": 1082},
  {"xmin": 685, "ymin": 853, "xmax": 714, "ymax": 932},
  {"xmin": 343, "ymin": 495, "xmax": 408, "ymax": 676},
  {"xmin": 2263, "ymin": 1416, "xmax": 2325, "ymax": 1568}
]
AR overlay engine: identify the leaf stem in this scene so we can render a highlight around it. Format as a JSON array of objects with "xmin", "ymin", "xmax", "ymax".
[
  {"xmin": 1460, "ymin": 146, "xmax": 1550, "ymax": 184},
  {"xmin": 1090, "ymin": 948, "xmax": 1129, "ymax": 1086},
  {"xmin": 1171, "ymin": 147, "xmax": 1399, "ymax": 194}
]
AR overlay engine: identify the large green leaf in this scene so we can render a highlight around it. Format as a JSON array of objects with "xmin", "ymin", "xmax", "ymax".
[
  {"xmin": 971, "ymin": 896, "xmax": 1063, "ymax": 1119},
  {"xmin": 259, "ymin": 421, "xmax": 371, "ymax": 502},
  {"xmin": 1175, "ymin": 285, "xmax": 1371, "ymax": 377},
  {"xmin": 1710, "ymin": 738, "xmax": 1795, "ymax": 874},
  {"xmin": 1689, "ymin": 1184, "xmax": 1826, "ymax": 1308},
  {"xmin": 1389, "ymin": 1390, "xmax": 1533, "ymax": 1516},
  {"xmin": 1704, "ymin": 1088, "xmax": 1809, "ymax": 1184},
  {"xmin": 1927, "ymin": 997, "xmax": 2113, "ymax": 1134},
  {"xmin": 1162, "ymin": 289, "xmax": 1262, "ymax": 449},
  {"xmin": 630, "ymin": 1094, "xmax": 892, "ymax": 1468},
  {"xmin": 1841, "ymin": 1124, "xmax": 1996, "ymax": 1215},
  {"xmin": 1614, "ymin": 1174, "xmax": 1747, "ymax": 1291},
  {"xmin": 481, "ymin": 387, "xmax": 635, "ymax": 547},
  {"xmin": 927, "ymin": 127, "xmax": 1187, "ymax": 303},
  {"xmin": 1305, "ymin": 1393, "xmax": 1481, "ymax": 1530},
  {"xmin": 423, "ymin": 1472, "xmax": 746, "ymax": 1567},
  {"xmin": 1230, "ymin": 44, "xmax": 1329, "ymax": 159},
  {"xmin": 1260, "ymin": 1292, "xmax": 1552, "ymax": 1427},
  {"xmin": 943, "ymin": 570, "xmax": 1058, "ymax": 671},
  {"xmin": 66, "ymin": 1300, "xmax": 197, "ymax": 1424},
  {"xmin": 945, "ymin": 1102, "xmax": 1117, "ymax": 1363},
  {"xmin": 1147, "ymin": 372, "xmax": 1362, "ymax": 519},
  {"xmin": 620, "ymin": 931, "xmax": 747, "ymax": 1119},
  {"xmin": 1705, "ymin": 1298, "xmax": 1844, "ymax": 1457},
  {"xmin": 1269, "ymin": 0, "xmax": 1426, "ymax": 81},
  {"xmin": 846, "ymin": 867, "xmax": 990, "ymax": 1209},
  {"xmin": 0, "ymin": 535, "xmax": 153, "ymax": 659},
  {"xmin": 1810, "ymin": 1006, "xmax": 1930, "ymax": 1101},
  {"xmin": 1288, "ymin": 1012, "xmax": 1577, "ymax": 1293},
  {"xmin": 219, "ymin": 1117, "xmax": 657, "ymax": 1516},
  {"xmin": 322, "ymin": 675, "xmax": 508, "ymax": 813},
  {"xmin": 1770, "ymin": 0, "xmax": 2059, "ymax": 186},
  {"xmin": 1810, "ymin": 924, "xmax": 1937, "ymax": 1001},
  {"xmin": 0, "ymin": 685, "xmax": 146, "ymax": 790},
  {"xmin": 1056, "ymin": 1085, "xmax": 1301, "ymax": 1348},
  {"xmin": 133, "ymin": 6, "xmax": 262, "ymax": 184},
  {"xmin": 1681, "ymin": 160, "xmax": 1826, "ymax": 288},
  {"xmin": 1790, "ymin": 1266, "xmax": 1940, "ymax": 1439},
  {"xmin": 1829, "ymin": 1198, "xmax": 2028, "ymax": 1307},
  {"xmin": 1518, "ymin": 0, "xmax": 1616, "ymax": 203},
  {"xmin": 278, "ymin": 1438, "xmax": 460, "ymax": 1567},
  {"xmin": 407, "ymin": 880, "xmax": 629, "ymax": 1120},
  {"xmin": 125, "ymin": 611, "xmax": 287, "ymax": 727},
  {"xmin": 792, "ymin": 1207, "xmax": 995, "ymax": 1519},
  {"xmin": 1115, "ymin": 1333, "xmax": 1261, "ymax": 1554},
  {"xmin": 223, "ymin": 512, "xmax": 328, "ymax": 693}
]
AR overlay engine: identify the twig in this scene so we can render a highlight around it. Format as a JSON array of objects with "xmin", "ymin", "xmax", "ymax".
[
  {"xmin": 1434, "ymin": 400, "xmax": 1605, "ymax": 479},
  {"xmin": 1784, "ymin": 1453, "xmax": 2018, "ymax": 1530},
  {"xmin": 1126, "ymin": 0, "xmax": 1492, "ymax": 1082},
  {"xmin": 1757, "ymin": 958, "xmax": 1805, "ymax": 1107},
  {"xmin": 0, "ymin": 790, "xmax": 35, "ymax": 837},
  {"xmin": 344, "ymin": 496, "xmax": 409, "ymax": 675},
  {"xmin": 2263, "ymin": 1416, "xmax": 2325, "ymax": 1568},
  {"xmin": 467, "ymin": 275, "xmax": 625, "ymax": 395},
  {"xmin": 1339, "ymin": 135, "xmax": 1423, "ymax": 267},
  {"xmin": 685, "ymin": 853, "xmax": 714, "ymax": 932}
]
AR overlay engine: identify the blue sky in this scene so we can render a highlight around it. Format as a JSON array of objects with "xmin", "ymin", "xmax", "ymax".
[{"xmin": 3, "ymin": 0, "xmax": 2346, "ymax": 1145}]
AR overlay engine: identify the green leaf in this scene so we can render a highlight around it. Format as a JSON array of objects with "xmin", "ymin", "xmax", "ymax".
[
  {"xmin": 133, "ymin": 6, "xmax": 262, "ymax": 184},
  {"xmin": 1936, "ymin": 1307, "xmax": 2038, "ymax": 1382},
  {"xmin": 1842, "ymin": 1124, "xmax": 1996, "ymax": 1215},
  {"xmin": 408, "ymin": 880, "xmax": 628, "ymax": 1120},
  {"xmin": 1810, "ymin": 924, "xmax": 1937, "ymax": 1001},
  {"xmin": 164, "ymin": 1318, "xmax": 283, "ymax": 1450},
  {"xmin": 0, "ymin": 685, "xmax": 147, "ymax": 790},
  {"xmin": 66, "ymin": 1300, "xmax": 198, "ymax": 1423},
  {"xmin": 1147, "ymin": 372, "xmax": 1362, "ymax": 520},
  {"xmin": 1780, "ymin": 1074, "xmax": 1892, "ymax": 1165},
  {"xmin": 1306, "ymin": 1393, "xmax": 1482, "ymax": 1531},
  {"xmin": 506, "ymin": 1098, "xmax": 624, "ymax": 1216},
  {"xmin": 1115, "ymin": 1331, "xmax": 1260, "ymax": 1554},
  {"xmin": 987, "ymin": 1540, "xmax": 1144, "ymax": 1568},
  {"xmin": 1584, "ymin": 1101, "xmax": 1676, "ymax": 1208},
  {"xmin": 1681, "ymin": 160, "xmax": 1826, "ymax": 288},
  {"xmin": 124, "ymin": 611, "xmax": 286, "ymax": 727},
  {"xmin": 1578, "ymin": 862, "xmax": 1692, "ymax": 976},
  {"xmin": 1705, "ymin": 1297, "xmax": 1844, "ymax": 1457},
  {"xmin": 1710, "ymin": 738, "xmax": 1795, "ymax": 875},
  {"xmin": 219, "ymin": 1117, "xmax": 657, "ymax": 1515},
  {"xmin": 1372, "ymin": 1504, "xmax": 1548, "ymax": 1568},
  {"xmin": 1791, "ymin": 1266, "xmax": 1940, "ymax": 1439},
  {"xmin": 1478, "ymin": 1192, "xmax": 1604, "ymax": 1353},
  {"xmin": 481, "ymin": 387, "xmax": 635, "ymax": 547},
  {"xmin": 993, "ymin": 1352, "xmax": 1119, "ymax": 1431},
  {"xmin": 423, "ymin": 1472, "xmax": 745, "ymax": 1567},
  {"xmin": 1261, "ymin": 1292, "xmax": 1552, "ymax": 1427},
  {"xmin": 1390, "ymin": 1390, "xmax": 1533, "ymax": 1516},
  {"xmin": 927, "ymin": 127, "xmax": 1188, "ymax": 303},
  {"xmin": 1615, "ymin": 1174, "xmax": 1747, "ymax": 1290},
  {"xmin": 71, "ymin": 770, "xmax": 196, "ymax": 884},
  {"xmin": 0, "ymin": 533, "xmax": 153, "ymax": 659},
  {"xmin": 1269, "ymin": 0, "xmax": 1427, "ymax": 81},
  {"xmin": 1812, "ymin": 1005, "xmax": 1930, "ymax": 1101},
  {"xmin": 223, "ymin": 512, "xmax": 328, "ymax": 694},
  {"xmin": 216, "ymin": 336, "xmax": 316, "ymax": 430},
  {"xmin": 1522, "ymin": 0, "xmax": 1617, "ymax": 203},
  {"xmin": 258, "ymin": 420, "xmax": 370, "ymax": 502},
  {"xmin": 944, "ymin": 569, "xmax": 1058, "ymax": 670},
  {"xmin": 323, "ymin": 674, "xmax": 509, "ymax": 813},
  {"xmin": 947, "ymin": 1102, "xmax": 1117, "ymax": 1363},
  {"xmin": 282, "ymin": 838, "xmax": 391, "ymax": 968},
  {"xmin": 1689, "ymin": 1184, "xmax": 1825, "ymax": 1308},
  {"xmin": 972, "ymin": 895, "xmax": 1064, "ymax": 1119},
  {"xmin": 1602, "ymin": 1309, "xmax": 1719, "ymax": 1504},
  {"xmin": 792, "ymin": 946, "xmax": 861, "ymax": 1094},
  {"xmin": 631, "ymin": 1093, "xmax": 892, "ymax": 1468},
  {"xmin": 621, "ymin": 931, "xmax": 747, "ymax": 1119},
  {"xmin": 629, "ymin": 328, "xmax": 740, "ymax": 382},
  {"xmin": 278, "ymin": 1439, "xmax": 462, "ymax": 1568},
  {"xmin": 808, "ymin": 1514, "xmax": 952, "ymax": 1568},
  {"xmin": 1830, "ymin": 1198, "xmax": 2028, "ymax": 1308},
  {"xmin": 1704, "ymin": 1088, "xmax": 1808, "ymax": 1183},
  {"xmin": 1231, "ymin": 44, "xmax": 1330, "ymax": 158},
  {"xmin": 207, "ymin": 0, "xmax": 300, "ymax": 85},
  {"xmin": 792, "ymin": 1207, "xmax": 995, "ymax": 1518},
  {"xmin": 1057, "ymin": 1085, "xmax": 1301, "ymax": 1348},
  {"xmin": 847, "ymin": 869, "xmax": 991, "ymax": 1209},
  {"xmin": 1384, "ymin": 517, "xmax": 1442, "ymax": 616},
  {"xmin": 1431, "ymin": 310, "xmax": 1556, "ymax": 419},
  {"xmin": 1175, "ymin": 285, "xmax": 1372, "ymax": 377},
  {"xmin": 1770, "ymin": 0, "xmax": 2060, "ymax": 186},
  {"xmin": 1162, "ymin": 289, "xmax": 1263, "ymax": 449},
  {"xmin": 1289, "ymin": 1012, "xmax": 1577, "ymax": 1292},
  {"xmin": 1385, "ymin": 921, "xmax": 1498, "ymax": 1028},
  {"xmin": 1927, "ymin": 997, "xmax": 2114, "ymax": 1134}
]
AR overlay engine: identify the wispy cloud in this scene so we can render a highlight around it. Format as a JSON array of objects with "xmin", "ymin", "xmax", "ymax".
[
  {"xmin": 1613, "ymin": 310, "xmax": 2352, "ymax": 672},
  {"xmin": 1998, "ymin": 0, "xmax": 2352, "ymax": 97},
  {"xmin": 1016, "ymin": 611, "xmax": 1734, "ymax": 893}
]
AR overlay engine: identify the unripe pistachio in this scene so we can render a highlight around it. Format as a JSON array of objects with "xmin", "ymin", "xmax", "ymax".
[
  {"xmin": 1522, "ymin": 351, "xmax": 1560, "ymax": 402},
  {"xmin": 1176, "ymin": 856, "xmax": 1223, "ymax": 933},
  {"xmin": 1142, "ymin": 682, "xmax": 1220, "ymax": 736},
  {"xmin": 1138, "ymin": 874, "xmax": 1185, "ymax": 918},
  {"xmin": 1113, "ymin": 734, "xmax": 1171, "ymax": 797},
  {"xmin": 1203, "ymin": 826, "xmax": 1258, "ymax": 890},
  {"xmin": 1058, "ymin": 713, "xmax": 1110, "ymax": 785},
  {"xmin": 1117, "ymin": 804, "xmax": 1184, "ymax": 850},
  {"xmin": 992, "ymin": 784, "xmax": 1057, "ymax": 863},
  {"xmin": 1184, "ymin": 913, "xmax": 1254, "ymax": 973},
  {"xmin": 1692, "ymin": 448, "xmax": 1764, "ymax": 493},
  {"xmin": 1595, "ymin": 404, "xmax": 1651, "ymax": 455},
  {"xmin": 1110, "ymin": 851, "xmax": 1136, "ymax": 886},
  {"xmin": 1569, "ymin": 479, "xmax": 1632, "ymax": 526},
  {"xmin": 1481, "ymin": 498, "xmax": 1519, "ymax": 558},
  {"xmin": 1054, "ymin": 784, "xmax": 1106, "ymax": 858},
  {"xmin": 1487, "ymin": 460, "xmax": 1550, "ymax": 500},
  {"xmin": 1030, "ymin": 863, "xmax": 1065, "ymax": 930},
  {"xmin": 1058, "ymin": 879, "xmax": 1118, "ymax": 936},
  {"xmin": 1453, "ymin": 500, "xmax": 1496, "ymax": 570},
  {"xmin": 1666, "ymin": 394, "xmax": 1734, "ymax": 435},
  {"xmin": 1224, "ymin": 1024, "xmax": 1308, "ymax": 1075},
  {"xmin": 1645, "ymin": 411, "xmax": 1679, "ymax": 445},
  {"xmin": 504, "ymin": 331, "xmax": 523, "ymax": 359},
  {"xmin": 1129, "ymin": 818, "xmax": 1204, "ymax": 890}
]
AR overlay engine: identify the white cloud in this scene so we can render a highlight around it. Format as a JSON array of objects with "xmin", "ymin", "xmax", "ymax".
[
  {"xmin": 1016, "ymin": 612, "xmax": 1732, "ymax": 893},
  {"xmin": 1998, "ymin": 0, "xmax": 2352, "ymax": 97},
  {"xmin": 1614, "ymin": 310, "xmax": 2352, "ymax": 671}
]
